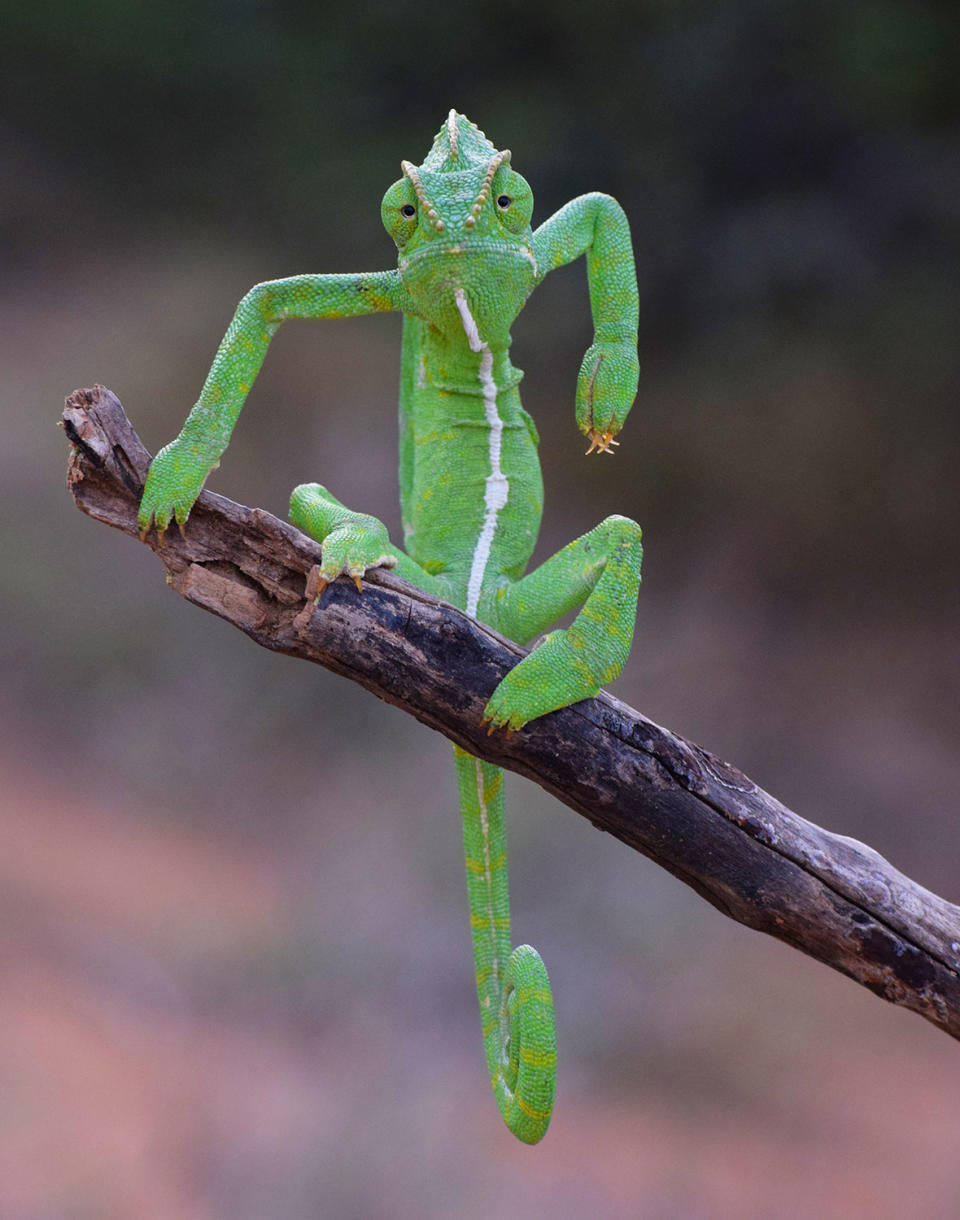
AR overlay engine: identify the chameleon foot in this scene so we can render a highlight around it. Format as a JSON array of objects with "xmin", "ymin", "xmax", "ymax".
[
  {"xmin": 137, "ymin": 434, "xmax": 216, "ymax": 540},
  {"xmin": 291, "ymin": 490, "xmax": 397, "ymax": 606},
  {"xmin": 482, "ymin": 630, "xmax": 601, "ymax": 733}
]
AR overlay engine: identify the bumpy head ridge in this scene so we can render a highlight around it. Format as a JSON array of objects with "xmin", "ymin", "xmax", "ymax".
[
  {"xmin": 401, "ymin": 111, "xmax": 512, "ymax": 234},
  {"xmin": 422, "ymin": 110, "xmax": 498, "ymax": 171}
]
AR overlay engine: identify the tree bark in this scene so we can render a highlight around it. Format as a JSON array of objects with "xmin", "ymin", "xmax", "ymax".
[{"xmin": 63, "ymin": 385, "xmax": 960, "ymax": 1042}]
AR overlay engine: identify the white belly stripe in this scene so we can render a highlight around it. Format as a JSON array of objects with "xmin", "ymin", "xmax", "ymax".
[{"xmin": 454, "ymin": 288, "xmax": 509, "ymax": 618}]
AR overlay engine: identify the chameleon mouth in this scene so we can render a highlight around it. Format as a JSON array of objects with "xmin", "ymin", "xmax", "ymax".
[{"xmin": 400, "ymin": 240, "xmax": 535, "ymax": 265}]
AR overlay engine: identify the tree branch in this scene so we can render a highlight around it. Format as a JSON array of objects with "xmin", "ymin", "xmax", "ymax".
[{"xmin": 64, "ymin": 385, "xmax": 960, "ymax": 1042}]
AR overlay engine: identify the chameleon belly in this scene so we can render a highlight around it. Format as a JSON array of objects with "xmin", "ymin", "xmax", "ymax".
[
  {"xmin": 453, "ymin": 287, "xmax": 509, "ymax": 617},
  {"xmin": 400, "ymin": 338, "xmax": 542, "ymax": 609}
]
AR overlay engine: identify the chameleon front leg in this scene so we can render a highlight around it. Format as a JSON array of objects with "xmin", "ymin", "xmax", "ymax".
[
  {"xmin": 532, "ymin": 192, "xmax": 640, "ymax": 451},
  {"xmin": 477, "ymin": 197, "xmax": 643, "ymax": 731},
  {"xmin": 289, "ymin": 482, "xmax": 446, "ymax": 598},
  {"xmin": 483, "ymin": 514, "xmax": 643, "ymax": 732},
  {"xmin": 138, "ymin": 270, "xmax": 410, "ymax": 536}
]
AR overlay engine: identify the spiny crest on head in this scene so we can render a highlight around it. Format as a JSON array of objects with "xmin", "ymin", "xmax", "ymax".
[
  {"xmin": 423, "ymin": 111, "xmax": 498, "ymax": 171},
  {"xmin": 401, "ymin": 111, "xmax": 512, "ymax": 232}
]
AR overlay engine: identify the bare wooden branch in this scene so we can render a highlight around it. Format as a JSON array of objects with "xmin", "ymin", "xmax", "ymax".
[{"xmin": 64, "ymin": 385, "xmax": 960, "ymax": 1042}]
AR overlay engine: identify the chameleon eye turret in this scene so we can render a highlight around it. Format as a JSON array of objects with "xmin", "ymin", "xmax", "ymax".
[
  {"xmin": 381, "ymin": 177, "xmax": 420, "ymax": 246},
  {"xmin": 138, "ymin": 112, "xmax": 642, "ymax": 1145},
  {"xmin": 400, "ymin": 159, "xmax": 446, "ymax": 232}
]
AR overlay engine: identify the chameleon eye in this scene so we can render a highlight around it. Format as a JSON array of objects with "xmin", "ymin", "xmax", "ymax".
[
  {"xmin": 401, "ymin": 204, "xmax": 416, "ymax": 218},
  {"xmin": 496, "ymin": 195, "xmax": 511, "ymax": 209}
]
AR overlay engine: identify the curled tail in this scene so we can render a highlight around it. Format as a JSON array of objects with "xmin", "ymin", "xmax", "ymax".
[{"xmin": 453, "ymin": 745, "xmax": 556, "ymax": 1144}]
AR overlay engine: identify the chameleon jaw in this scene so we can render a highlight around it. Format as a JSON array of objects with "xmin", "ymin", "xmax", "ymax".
[{"xmin": 584, "ymin": 428, "xmax": 620, "ymax": 455}]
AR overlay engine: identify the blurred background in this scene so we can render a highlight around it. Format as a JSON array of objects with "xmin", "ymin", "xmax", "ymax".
[{"xmin": 3, "ymin": 1, "xmax": 959, "ymax": 1215}]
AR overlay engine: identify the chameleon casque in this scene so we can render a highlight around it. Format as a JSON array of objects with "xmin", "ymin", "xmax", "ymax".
[{"xmin": 138, "ymin": 112, "xmax": 643, "ymax": 1144}]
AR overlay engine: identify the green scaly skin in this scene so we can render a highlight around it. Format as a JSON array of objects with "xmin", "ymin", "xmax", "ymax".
[{"xmin": 139, "ymin": 112, "xmax": 643, "ymax": 1144}]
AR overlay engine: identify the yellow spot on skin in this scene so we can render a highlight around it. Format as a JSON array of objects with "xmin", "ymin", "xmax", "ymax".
[
  {"xmin": 514, "ymin": 988, "xmax": 552, "ymax": 1006},
  {"xmin": 515, "ymin": 1095, "xmax": 552, "ymax": 1123},
  {"xmin": 520, "ymin": 1046, "xmax": 557, "ymax": 1068},
  {"xmin": 465, "ymin": 852, "xmax": 506, "ymax": 875}
]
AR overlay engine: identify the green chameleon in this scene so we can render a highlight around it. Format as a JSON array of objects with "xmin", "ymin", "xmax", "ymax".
[{"xmin": 138, "ymin": 112, "xmax": 643, "ymax": 1144}]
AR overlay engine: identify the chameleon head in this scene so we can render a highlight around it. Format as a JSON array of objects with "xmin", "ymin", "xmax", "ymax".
[{"xmin": 382, "ymin": 111, "xmax": 537, "ymax": 343}]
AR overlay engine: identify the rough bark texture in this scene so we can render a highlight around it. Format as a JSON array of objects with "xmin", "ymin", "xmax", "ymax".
[{"xmin": 64, "ymin": 385, "xmax": 960, "ymax": 1042}]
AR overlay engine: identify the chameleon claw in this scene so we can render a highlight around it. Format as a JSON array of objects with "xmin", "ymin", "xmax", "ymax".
[
  {"xmin": 353, "ymin": 575, "xmax": 364, "ymax": 594},
  {"xmin": 483, "ymin": 712, "xmax": 517, "ymax": 736},
  {"xmin": 584, "ymin": 428, "xmax": 620, "ymax": 456},
  {"xmin": 305, "ymin": 565, "xmax": 329, "ymax": 605}
]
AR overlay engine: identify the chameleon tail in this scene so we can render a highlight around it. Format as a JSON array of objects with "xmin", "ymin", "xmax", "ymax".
[{"xmin": 452, "ymin": 745, "xmax": 556, "ymax": 1143}]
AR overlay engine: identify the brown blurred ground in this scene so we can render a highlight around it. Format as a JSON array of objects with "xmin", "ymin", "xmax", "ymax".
[{"xmin": 3, "ymin": 2, "xmax": 959, "ymax": 1216}]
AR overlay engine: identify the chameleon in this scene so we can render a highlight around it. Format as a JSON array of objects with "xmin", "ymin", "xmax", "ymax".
[{"xmin": 138, "ymin": 111, "xmax": 643, "ymax": 1144}]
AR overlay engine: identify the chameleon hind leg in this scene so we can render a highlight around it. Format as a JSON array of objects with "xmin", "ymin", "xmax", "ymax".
[
  {"xmin": 453, "ymin": 746, "xmax": 556, "ymax": 1143},
  {"xmin": 484, "ymin": 514, "xmax": 643, "ymax": 732},
  {"xmin": 289, "ymin": 482, "xmax": 446, "ymax": 597}
]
